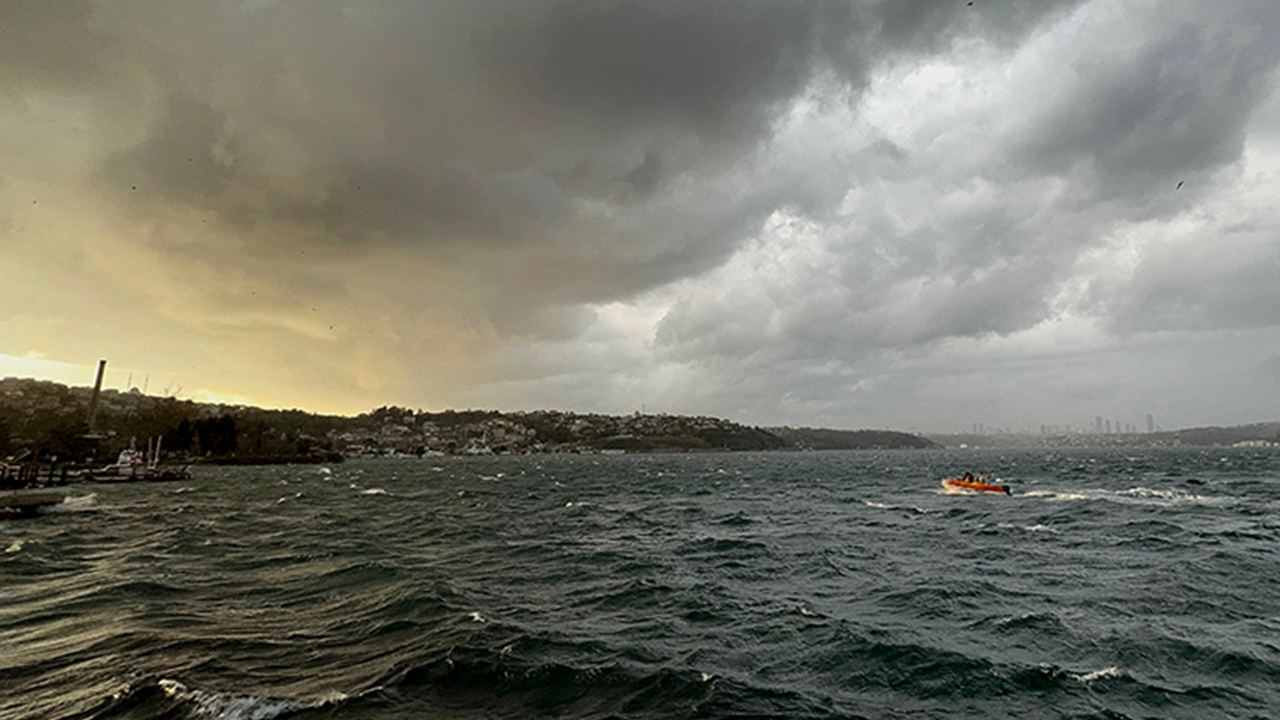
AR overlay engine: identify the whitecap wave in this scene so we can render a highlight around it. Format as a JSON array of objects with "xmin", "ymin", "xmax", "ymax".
[
  {"xmin": 360, "ymin": 488, "xmax": 388, "ymax": 496},
  {"xmin": 1114, "ymin": 487, "xmax": 1227, "ymax": 505},
  {"xmin": 995, "ymin": 522, "xmax": 1059, "ymax": 533},
  {"xmin": 46, "ymin": 493, "xmax": 98, "ymax": 513},
  {"xmin": 1071, "ymin": 666, "xmax": 1123, "ymax": 684},
  {"xmin": 158, "ymin": 678, "xmax": 338, "ymax": 720},
  {"xmin": 864, "ymin": 499, "xmax": 936, "ymax": 515},
  {"xmin": 1022, "ymin": 490, "xmax": 1090, "ymax": 501},
  {"xmin": 5, "ymin": 539, "xmax": 23, "ymax": 553}
]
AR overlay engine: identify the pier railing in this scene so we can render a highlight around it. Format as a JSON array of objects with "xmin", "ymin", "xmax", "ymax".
[{"xmin": 0, "ymin": 463, "xmax": 73, "ymax": 490}]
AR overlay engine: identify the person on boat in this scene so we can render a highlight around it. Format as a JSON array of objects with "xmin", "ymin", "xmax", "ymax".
[{"xmin": 963, "ymin": 471, "xmax": 975, "ymax": 482}]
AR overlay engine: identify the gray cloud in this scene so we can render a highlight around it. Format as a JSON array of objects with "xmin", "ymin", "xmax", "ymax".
[
  {"xmin": 5, "ymin": 0, "xmax": 1279, "ymax": 429},
  {"xmin": 1105, "ymin": 224, "xmax": 1280, "ymax": 334},
  {"xmin": 491, "ymin": 1, "xmax": 849, "ymax": 139},
  {"xmin": 83, "ymin": 2, "xmax": 1087, "ymax": 252},
  {"xmin": 0, "ymin": 1, "xmax": 104, "ymax": 90},
  {"xmin": 639, "ymin": 1, "xmax": 1280, "ymax": 428},
  {"xmin": 876, "ymin": 0, "xmax": 1080, "ymax": 52},
  {"xmin": 1012, "ymin": 2, "xmax": 1280, "ymax": 210}
]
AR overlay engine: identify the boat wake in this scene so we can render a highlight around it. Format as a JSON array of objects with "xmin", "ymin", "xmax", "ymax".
[{"xmin": 1021, "ymin": 487, "xmax": 1237, "ymax": 506}]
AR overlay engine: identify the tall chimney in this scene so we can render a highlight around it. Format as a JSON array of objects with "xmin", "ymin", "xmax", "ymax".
[{"xmin": 87, "ymin": 359, "xmax": 106, "ymax": 435}]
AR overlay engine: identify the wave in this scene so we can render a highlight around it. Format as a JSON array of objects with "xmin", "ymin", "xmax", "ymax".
[
  {"xmin": 9, "ymin": 451, "xmax": 1278, "ymax": 720},
  {"xmin": 86, "ymin": 677, "xmax": 349, "ymax": 720},
  {"xmin": 44, "ymin": 492, "xmax": 99, "ymax": 513},
  {"xmin": 993, "ymin": 522, "xmax": 1059, "ymax": 533},
  {"xmin": 1114, "ymin": 486, "xmax": 1234, "ymax": 505},
  {"xmin": 1072, "ymin": 665, "xmax": 1124, "ymax": 684},
  {"xmin": 60, "ymin": 600, "xmax": 1280, "ymax": 720},
  {"xmin": 864, "ymin": 499, "xmax": 940, "ymax": 515},
  {"xmin": 975, "ymin": 611, "xmax": 1072, "ymax": 637},
  {"xmin": 677, "ymin": 536, "xmax": 771, "ymax": 558},
  {"xmin": 1021, "ymin": 490, "xmax": 1091, "ymax": 501},
  {"xmin": 714, "ymin": 512, "xmax": 754, "ymax": 527},
  {"xmin": 1021, "ymin": 486, "xmax": 1238, "ymax": 506},
  {"xmin": 360, "ymin": 643, "xmax": 854, "ymax": 720}
]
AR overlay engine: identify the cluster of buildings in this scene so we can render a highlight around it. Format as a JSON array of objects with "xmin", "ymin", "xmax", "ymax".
[
  {"xmin": 970, "ymin": 414, "xmax": 1161, "ymax": 437},
  {"xmin": 325, "ymin": 410, "xmax": 758, "ymax": 456},
  {"xmin": 328, "ymin": 417, "xmax": 532, "ymax": 456}
]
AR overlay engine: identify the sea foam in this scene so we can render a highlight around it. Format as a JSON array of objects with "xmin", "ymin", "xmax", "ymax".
[
  {"xmin": 1071, "ymin": 666, "xmax": 1123, "ymax": 684},
  {"xmin": 159, "ymin": 679, "xmax": 307, "ymax": 720}
]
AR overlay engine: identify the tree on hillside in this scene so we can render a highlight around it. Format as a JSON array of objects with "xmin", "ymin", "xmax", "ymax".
[
  {"xmin": 40, "ymin": 418, "xmax": 94, "ymax": 461},
  {"xmin": 196, "ymin": 415, "xmax": 238, "ymax": 456},
  {"xmin": 164, "ymin": 418, "xmax": 195, "ymax": 454},
  {"xmin": 0, "ymin": 416, "xmax": 13, "ymax": 457}
]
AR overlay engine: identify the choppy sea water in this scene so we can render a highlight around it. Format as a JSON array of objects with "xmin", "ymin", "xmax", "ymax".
[{"xmin": 2, "ymin": 448, "xmax": 1278, "ymax": 720}]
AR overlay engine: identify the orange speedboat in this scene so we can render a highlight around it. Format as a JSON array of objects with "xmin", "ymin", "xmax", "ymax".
[{"xmin": 941, "ymin": 478, "xmax": 1012, "ymax": 495}]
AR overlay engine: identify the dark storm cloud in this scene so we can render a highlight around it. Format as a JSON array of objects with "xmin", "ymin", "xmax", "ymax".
[
  {"xmin": 77, "ymin": 2, "xmax": 1090, "ymax": 267},
  {"xmin": 8, "ymin": 0, "xmax": 1278, "ymax": 427},
  {"xmin": 1015, "ymin": 2, "xmax": 1280, "ymax": 205},
  {"xmin": 76, "ymin": 1, "xmax": 876, "ymax": 296},
  {"xmin": 488, "ymin": 1, "xmax": 864, "ymax": 143},
  {"xmin": 97, "ymin": 1, "xmax": 868, "ymax": 238},
  {"xmin": 0, "ymin": 1, "xmax": 104, "ymax": 90},
  {"xmin": 876, "ymin": 0, "xmax": 1079, "ymax": 52},
  {"xmin": 645, "ymin": 0, "xmax": 1280, "ymax": 428}
]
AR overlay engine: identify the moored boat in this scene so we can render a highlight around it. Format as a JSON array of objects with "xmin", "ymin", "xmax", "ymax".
[{"xmin": 85, "ymin": 439, "xmax": 190, "ymax": 482}]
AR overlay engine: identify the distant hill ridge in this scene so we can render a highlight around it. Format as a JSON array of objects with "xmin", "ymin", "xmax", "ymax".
[
  {"xmin": 0, "ymin": 376, "xmax": 936, "ymax": 459},
  {"xmin": 927, "ymin": 421, "xmax": 1280, "ymax": 449},
  {"xmin": 767, "ymin": 427, "xmax": 940, "ymax": 450}
]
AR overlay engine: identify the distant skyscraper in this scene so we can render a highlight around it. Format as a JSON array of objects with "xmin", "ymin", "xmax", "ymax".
[
  {"xmin": 1147, "ymin": 414, "xmax": 1154, "ymax": 433},
  {"xmin": 1105, "ymin": 419, "xmax": 1112, "ymax": 434},
  {"xmin": 1095, "ymin": 416, "xmax": 1103, "ymax": 433}
]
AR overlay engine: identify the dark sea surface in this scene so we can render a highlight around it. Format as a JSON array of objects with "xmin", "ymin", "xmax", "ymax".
[{"xmin": 3, "ymin": 448, "xmax": 1278, "ymax": 720}]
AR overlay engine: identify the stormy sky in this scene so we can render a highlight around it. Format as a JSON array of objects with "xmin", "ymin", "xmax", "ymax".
[{"xmin": 3, "ymin": 0, "xmax": 1279, "ymax": 432}]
